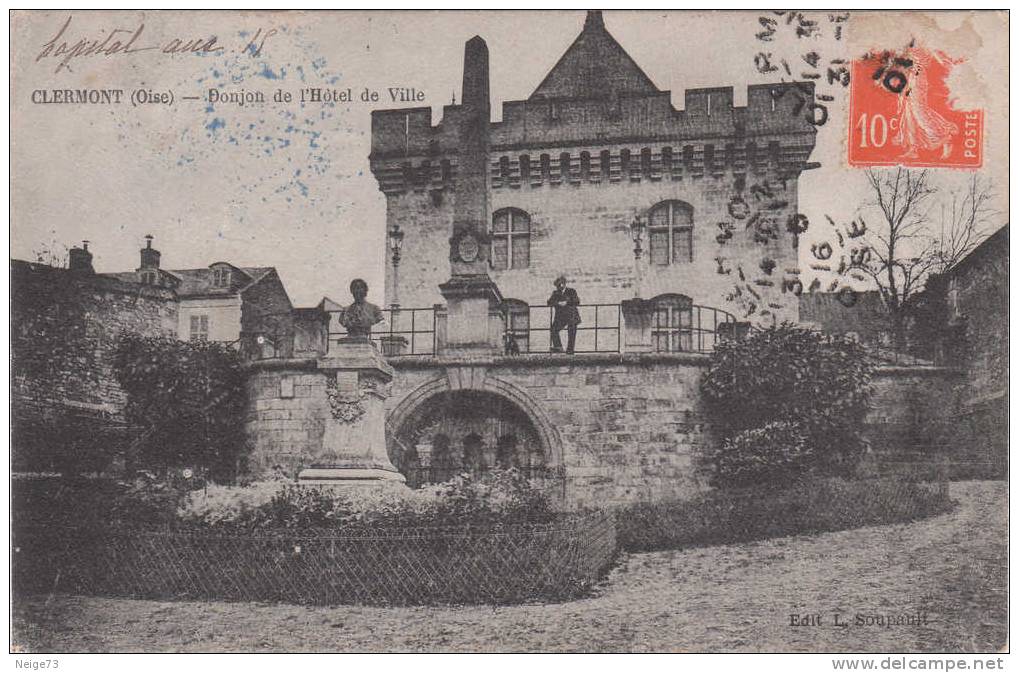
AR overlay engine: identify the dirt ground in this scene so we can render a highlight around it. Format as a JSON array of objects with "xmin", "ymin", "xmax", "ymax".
[{"xmin": 12, "ymin": 481, "xmax": 1007, "ymax": 653}]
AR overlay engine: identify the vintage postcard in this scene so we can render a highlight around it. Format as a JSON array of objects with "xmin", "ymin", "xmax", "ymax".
[{"xmin": 8, "ymin": 9, "xmax": 1009, "ymax": 659}]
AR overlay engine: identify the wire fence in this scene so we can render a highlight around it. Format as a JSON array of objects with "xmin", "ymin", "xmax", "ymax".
[{"xmin": 13, "ymin": 511, "xmax": 617, "ymax": 606}]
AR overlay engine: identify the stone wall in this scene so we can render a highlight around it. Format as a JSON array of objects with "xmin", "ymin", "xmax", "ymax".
[
  {"xmin": 244, "ymin": 350, "xmax": 961, "ymax": 508},
  {"xmin": 11, "ymin": 260, "xmax": 178, "ymax": 470},
  {"xmin": 244, "ymin": 360, "xmax": 329, "ymax": 476},
  {"xmin": 387, "ymin": 354, "xmax": 712, "ymax": 508},
  {"xmin": 384, "ymin": 356, "xmax": 960, "ymax": 507},
  {"xmin": 487, "ymin": 152, "xmax": 802, "ymax": 324},
  {"xmin": 945, "ymin": 226, "xmax": 1008, "ymax": 477}
]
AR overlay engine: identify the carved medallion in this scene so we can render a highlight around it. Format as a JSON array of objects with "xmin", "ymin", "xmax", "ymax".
[
  {"xmin": 326, "ymin": 377, "xmax": 366, "ymax": 423},
  {"xmin": 457, "ymin": 234, "xmax": 480, "ymax": 263}
]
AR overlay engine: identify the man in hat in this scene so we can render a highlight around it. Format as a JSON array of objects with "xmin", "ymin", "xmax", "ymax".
[{"xmin": 547, "ymin": 275, "xmax": 581, "ymax": 354}]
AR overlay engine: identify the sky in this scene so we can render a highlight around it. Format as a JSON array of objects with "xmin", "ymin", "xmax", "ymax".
[{"xmin": 10, "ymin": 10, "xmax": 1008, "ymax": 307}]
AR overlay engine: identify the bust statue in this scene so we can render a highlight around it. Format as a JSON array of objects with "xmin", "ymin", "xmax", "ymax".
[{"xmin": 338, "ymin": 278, "xmax": 384, "ymax": 341}]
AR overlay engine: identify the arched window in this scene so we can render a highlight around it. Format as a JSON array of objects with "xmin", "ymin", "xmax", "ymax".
[
  {"xmin": 491, "ymin": 208, "xmax": 531, "ymax": 270},
  {"xmin": 503, "ymin": 299, "xmax": 530, "ymax": 353},
  {"xmin": 650, "ymin": 294, "xmax": 693, "ymax": 352},
  {"xmin": 648, "ymin": 200, "xmax": 694, "ymax": 265},
  {"xmin": 620, "ymin": 149, "xmax": 631, "ymax": 176},
  {"xmin": 539, "ymin": 153, "xmax": 551, "ymax": 180},
  {"xmin": 212, "ymin": 266, "xmax": 231, "ymax": 288},
  {"xmin": 580, "ymin": 151, "xmax": 591, "ymax": 180},
  {"xmin": 499, "ymin": 156, "xmax": 510, "ymax": 180},
  {"xmin": 463, "ymin": 433, "xmax": 485, "ymax": 472},
  {"xmin": 600, "ymin": 150, "xmax": 611, "ymax": 180}
]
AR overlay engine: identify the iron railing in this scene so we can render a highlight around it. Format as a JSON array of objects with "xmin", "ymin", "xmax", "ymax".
[
  {"xmin": 649, "ymin": 304, "xmax": 739, "ymax": 354},
  {"xmin": 329, "ymin": 307, "xmax": 437, "ymax": 356},
  {"xmin": 505, "ymin": 302, "xmax": 738, "ymax": 355},
  {"xmin": 509, "ymin": 303, "xmax": 622, "ymax": 354},
  {"xmin": 326, "ymin": 302, "xmax": 739, "ymax": 357}
]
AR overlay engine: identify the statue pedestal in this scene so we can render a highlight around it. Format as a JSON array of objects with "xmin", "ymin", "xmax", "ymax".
[
  {"xmin": 437, "ymin": 274, "xmax": 504, "ymax": 356},
  {"xmin": 297, "ymin": 338, "xmax": 406, "ymax": 487}
]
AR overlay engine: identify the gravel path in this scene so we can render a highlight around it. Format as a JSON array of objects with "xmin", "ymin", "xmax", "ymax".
[{"xmin": 12, "ymin": 481, "xmax": 1006, "ymax": 653}]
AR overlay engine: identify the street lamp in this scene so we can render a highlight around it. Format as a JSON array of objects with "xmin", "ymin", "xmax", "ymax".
[
  {"xmin": 630, "ymin": 215, "xmax": 645, "ymax": 260},
  {"xmin": 630, "ymin": 215, "xmax": 646, "ymax": 298},
  {"xmin": 389, "ymin": 223, "xmax": 405, "ymax": 310}
]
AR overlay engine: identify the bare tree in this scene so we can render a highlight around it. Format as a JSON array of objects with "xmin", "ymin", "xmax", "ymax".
[
  {"xmin": 854, "ymin": 168, "xmax": 995, "ymax": 348},
  {"xmin": 931, "ymin": 173, "xmax": 997, "ymax": 272},
  {"xmin": 32, "ymin": 239, "xmax": 69, "ymax": 268}
]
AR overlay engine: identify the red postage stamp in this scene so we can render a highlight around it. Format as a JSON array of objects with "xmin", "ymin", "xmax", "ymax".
[{"xmin": 848, "ymin": 46, "xmax": 983, "ymax": 168}]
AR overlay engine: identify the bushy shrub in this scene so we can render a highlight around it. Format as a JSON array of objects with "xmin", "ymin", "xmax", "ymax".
[
  {"xmin": 12, "ymin": 475, "xmax": 191, "ymax": 531},
  {"xmin": 432, "ymin": 468, "xmax": 555, "ymax": 525},
  {"xmin": 176, "ymin": 480, "xmax": 283, "ymax": 527},
  {"xmin": 700, "ymin": 324, "xmax": 873, "ymax": 484},
  {"xmin": 112, "ymin": 332, "xmax": 247, "ymax": 482},
  {"xmin": 617, "ymin": 477, "xmax": 954, "ymax": 552},
  {"xmin": 709, "ymin": 421, "xmax": 810, "ymax": 488},
  {"xmin": 176, "ymin": 469, "xmax": 554, "ymax": 531}
]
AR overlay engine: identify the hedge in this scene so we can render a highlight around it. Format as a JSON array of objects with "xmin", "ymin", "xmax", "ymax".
[{"xmin": 616, "ymin": 477, "xmax": 954, "ymax": 553}]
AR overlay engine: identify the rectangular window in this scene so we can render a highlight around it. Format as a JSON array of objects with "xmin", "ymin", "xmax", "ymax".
[
  {"xmin": 189, "ymin": 314, "xmax": 209, "ymax": 341},
  {"xmin": 491, "ymin": 209, "xmax": 531, "ymax": 271}
]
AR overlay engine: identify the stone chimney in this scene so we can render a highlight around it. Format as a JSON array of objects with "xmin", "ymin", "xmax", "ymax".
[
  {"xmin": 139, "ymin": 234, "xmax": 161, "ymax": 269},
  {"xmin": 68, "ymin": 240, "xmax": 94, "ymax": 274}
]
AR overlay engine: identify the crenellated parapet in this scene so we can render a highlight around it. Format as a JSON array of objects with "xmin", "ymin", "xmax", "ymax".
[
  {"xmin": 488, "ymin": 140, "xmax": 815, "ymax": 190},
  {"xmin": 370, "ymin": 82, "xmax": 817, "ymax": 195}
]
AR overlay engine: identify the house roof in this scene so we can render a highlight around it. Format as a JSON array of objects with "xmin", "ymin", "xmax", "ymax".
[
  {"xmin": 317, "ymin": 296, "xmax": 343, "ymax": 311},
  {"xmin": 530, "ymin": 10, "xmax": 660, "ymax": 101},
  {"xmin": 102, "ymin": 265, "xmax": 276, "ymax": 297},
  {"xmin": 944, "ymin": 224, "xmax": 1008, "ymax": 279}
]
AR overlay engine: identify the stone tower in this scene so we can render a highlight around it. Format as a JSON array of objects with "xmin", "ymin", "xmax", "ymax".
[{"xmin": 370, "ymin": 11, "xmax": 817, "ymax": 328}]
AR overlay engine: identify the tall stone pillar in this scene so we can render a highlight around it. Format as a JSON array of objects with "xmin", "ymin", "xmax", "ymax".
[
  {"xmin": 439, "ymin": 35, "xmax": 505, "ymax": 356},
  {"xmin": 621, "ymin": 298, "xmax": 655, "ymax": 353}
]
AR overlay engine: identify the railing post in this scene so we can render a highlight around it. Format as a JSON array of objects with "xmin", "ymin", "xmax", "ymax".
[{"xmin": 620, "ymin": 298, "xmax": 655, "ymax": 353}]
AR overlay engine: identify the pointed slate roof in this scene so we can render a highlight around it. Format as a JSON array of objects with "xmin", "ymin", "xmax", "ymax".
[{"xmin": 530, "ymin": 10, "xmax": 660, "ymax": 101}]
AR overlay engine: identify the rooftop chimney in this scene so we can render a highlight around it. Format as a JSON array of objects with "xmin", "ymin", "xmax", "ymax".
[
  {"xmin": 68, "ymin": 240, "xmax": 94, "ymax": 274},
  {"xmin": 139, "ymin": 234, "xmax": 161, "ymax": 269}
]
